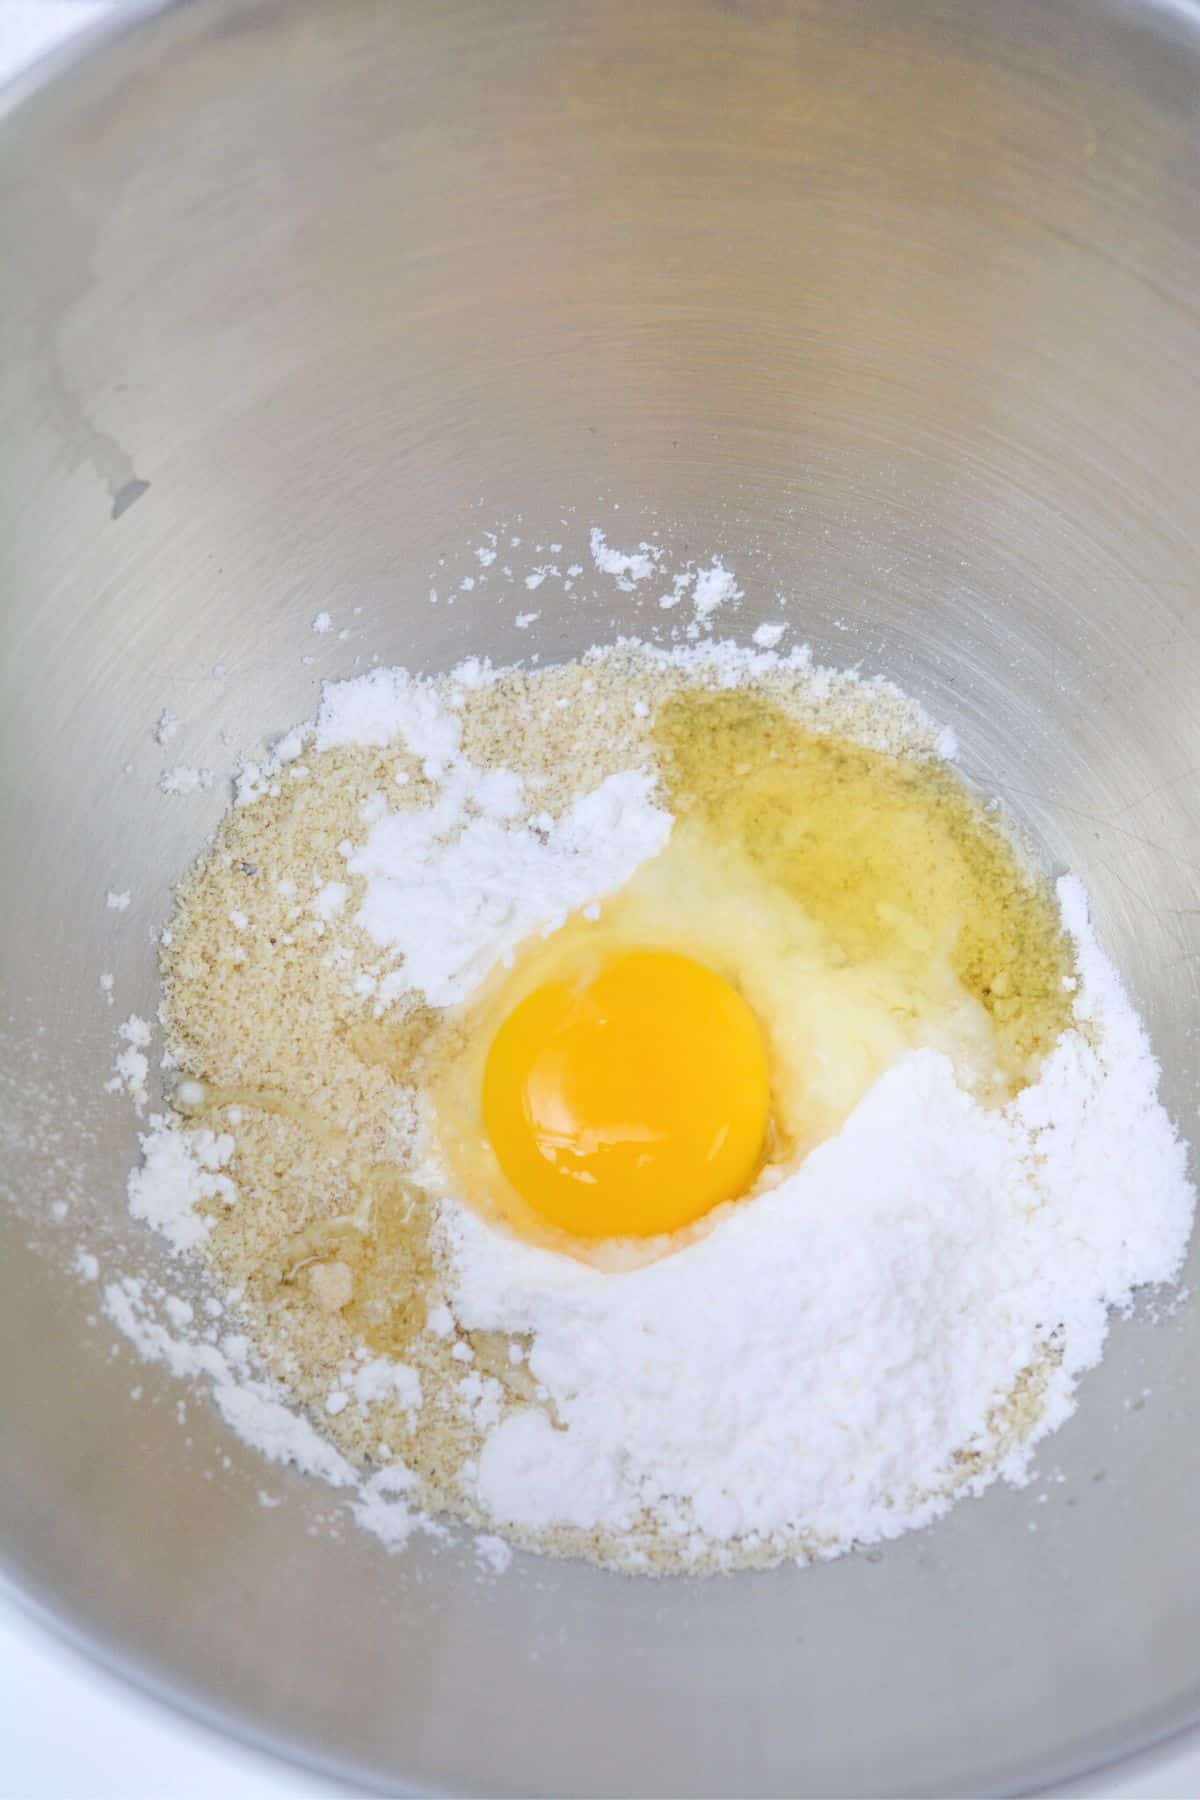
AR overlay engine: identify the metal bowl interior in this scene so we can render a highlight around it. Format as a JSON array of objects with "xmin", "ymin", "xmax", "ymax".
[{"xmin": 3, "ymin": 2, "xmax": 1200, "ymax": 1793}]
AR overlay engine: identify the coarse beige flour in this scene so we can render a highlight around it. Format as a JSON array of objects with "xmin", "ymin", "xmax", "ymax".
[{"xmin": 105, "ymin": 633, "xmax": 1193, "ymax": 1575}]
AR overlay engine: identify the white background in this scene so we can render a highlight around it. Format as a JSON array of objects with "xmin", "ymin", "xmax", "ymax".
[{"xmin": 3, "ymin": 5, "xmax": 1200, "ymax": 1795}]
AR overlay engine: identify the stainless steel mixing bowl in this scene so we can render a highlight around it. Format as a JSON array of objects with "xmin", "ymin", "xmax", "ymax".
[{"xmin": 3, "ymin": 1, "xmax": 1200, "ymax": 1792}]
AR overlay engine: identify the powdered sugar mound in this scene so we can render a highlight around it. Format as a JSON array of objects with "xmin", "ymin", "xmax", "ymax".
[
  {"xmin": 448, "ymin": 879, "xmax": 1193, "ymax": 1560},
  {"xmin": 314, "ymin": 666, "xmax": 461, "ymax": 770},
  {"xmin": 126, "ymin": 1116, "xmax": 236, "ymax": 1254},
  {"xmin": 350, "ymin": 768, "xmax": 672, "ymax": 1008}
]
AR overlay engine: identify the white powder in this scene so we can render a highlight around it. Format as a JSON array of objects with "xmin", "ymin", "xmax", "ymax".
[
  {"xmin": 105, "ymin": 1014, "xmax": 153, "ymax": 1108},
  {"xmin": 475, "ymin": 1533, "xmax": 514, "ymax": 1575},
  {"xmin": 327, "ymin": 675, "xmax": 671, "ymax": 1007},
  {"xmin": 349, "ymin": 1463, "xmax": 437, "ymax": 1550},
  {"xmin": 310, "ymin": 880, "xmax": 348, "ymax": 922},
  {"xmin": 105, "ymin": 889, "xmax": 131, "ymax": 912},
  {"xmin": 312, "ymin": 611, "xmax": 333, "ymax": 635},
  {"xmin": 348, "ymin": 1356, "xmax": 423, "ymax": 1411},
  {"xmin": 160, "ymin": 765, "xmax": 215, "ymax": 797},
  {"xmin": 119, "ymin": 1014, "xmax": 152, "ymax": 1049},
  {"xmin": 98, "ymin": 972, "xmax": 114, "ymax": 1006},
  {"xmin": 350, "ymin": 767, "xmax": 671, "ymax": 1008},
  {"xmin": 589, "ymin": 528, "xmax": 660, "ymax": 590},
  {"xmin": 126, "ymin": 1115, "xmax": 236, "ymax": 1253},
  {"xmin": 752, "ymin": 622, "xmax": 786, "ymax": 649},
  {"xmin": 656, "ymin": 561, "xmax": 740, "ymax": 626},
  {"xmin": 658, "ymin": 572, "xmax": 692, "ymax": 611},
  {"xmin": 102, "ymin": 1274, "xmax": 442, "ymax": 1548},
  {"xmin": 690, "ymin": 561, "xmax": 742, "ymax": 621},
  {"xmin": 315, "ymin": 666, "xmax": 460, "ymax": 763},
  {"xmin": 234, "ymin": 726, "xmax": 308, "ymax": 806},
  {"xmin": 154, "ymin": 708, "xmax": 179, "ymax": 746},
  {"xmin": 441, "ymin": 877, "xmax": 1191, "ymax": 1560}
]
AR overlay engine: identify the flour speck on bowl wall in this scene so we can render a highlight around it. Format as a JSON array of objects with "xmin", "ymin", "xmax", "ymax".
[{"xmin": 5, "ymin": 3, "xmax": 1200, "ymax": 1795}]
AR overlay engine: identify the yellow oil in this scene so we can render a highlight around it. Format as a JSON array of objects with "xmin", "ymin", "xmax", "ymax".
[
  {"xmin": 653, "ymin": 688, "xmax": 1072, "ymax": 1084},
  {"xmin": 174, "ymin": 1077, "xmax": 436, "ymax": 1356},
  {"xmin": 339, "ymin": 1166, "xmax": 437, "ymax": 1358}
]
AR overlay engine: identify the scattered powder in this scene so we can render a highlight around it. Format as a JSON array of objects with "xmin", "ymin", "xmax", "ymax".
[
  {"xmin": 514, "ymin": 612, "xmax": 540, "ymax": 629},
  {"xmin": 105, "ymin": 1014, "xmax": 153, "ymax": 1108},
  {"xmin": 234, "ymin": 725, "xmax": 307, "ymax": 807},
  {"xmin": 125, "ymin": 1115, "xmax": 234, "ymax": 1252},
  {"xmin": 312, "ymin": 611, "xmax": 333, "ymax": 635},
  {"xmin": 98, "ymin": 972, "xmax": 114, "ymax": 1006},
  {"xmin": 690, "ymin": 561, "xmax": 742, "ymax": 621},
  {"xmin": 658, "ymin": 572, "xmax": 692, "ymax": 611},
  {"xmin": 101, "ymin": 1276, "xmax": 437, "ymax": 1550},
  {"xmin": 752, "ymin": 622, "xmax": 786, "ymax": 649},
  {"xmin": 589, "ymin": 528, "xmax": 660, "ymax": 590},
  {"xmin": 154, "ymin": 708, "xmax": 179, "ymax": 747},
  {"xmin": 160, "ymin": 766, "xmax": 215, "ymax": 797},
  {"xmin": 349, "ymin": 1462, "xmax": 441, "ymax": 1551},
  {"xmin": 475, "ymin": 1533, "xmax": 514, "ymax": 1575},
  {"xmin": 105, "ymin": 889, "xmax": 131, "ymax": 912}
]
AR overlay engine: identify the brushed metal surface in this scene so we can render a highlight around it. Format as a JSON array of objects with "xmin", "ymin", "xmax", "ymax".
[{"xmin": 2, "ymin": 1, "xmax": 1200, "ymax": 1793}]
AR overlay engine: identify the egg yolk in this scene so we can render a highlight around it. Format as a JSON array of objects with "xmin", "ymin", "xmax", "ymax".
[{"xmin": 481, "ymin": 948, "xmax": 770, "ymax": 1239}]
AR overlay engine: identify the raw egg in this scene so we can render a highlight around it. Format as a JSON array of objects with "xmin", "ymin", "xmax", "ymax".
[
  {"xmin": 481, "ymin": 948, "xmax": 769, "ymax": 1238},
  {"xmin": 425, "ymin": 687, "xmax": 1070, "ymax": 1263}
]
